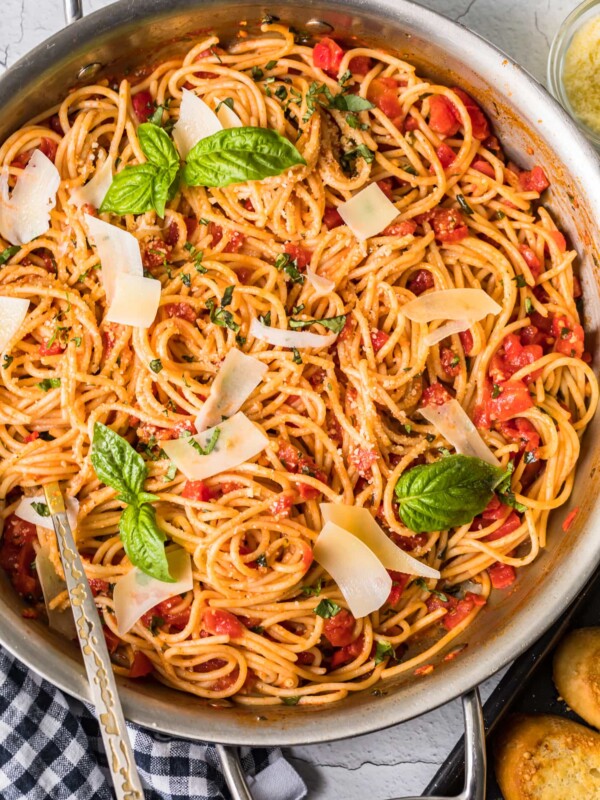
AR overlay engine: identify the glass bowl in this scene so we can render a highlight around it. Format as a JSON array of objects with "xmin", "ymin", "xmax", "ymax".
[{"xmin": 548, "ymin": 0, "xmax": 600, "ymax": 147}]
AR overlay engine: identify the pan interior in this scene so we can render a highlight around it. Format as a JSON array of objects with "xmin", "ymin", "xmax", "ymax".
[{"xmin": 1, "ymin": 0, "xmax": 600, "ymax": 746}]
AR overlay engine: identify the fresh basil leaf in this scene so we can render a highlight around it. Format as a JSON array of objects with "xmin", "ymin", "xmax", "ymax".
[
  {"xmin": 100, "ymin": 163, "xmax": 158, "ymax": 215},
  {"xmin": 184, "ymin": 127, "xmax": 306, "ymax": 188},
  {"xmin": 394, "ymin": 454, "xmax": 505, "ymax": 533},
  {"xmin": 152, "ymin": 165, "xmax": 179, "ymax": 218},
  {"xmin": 119, "ymin": 503, "xmax": 173, "ymax": 582},
  {"xmin": 374, "ymin": 640, "xmax": 394, "ymax": 665},
  {"xmin": 329, "ymin": 94, "xmax": 374, "ymax": 113},
  {"xmin": 314, "ymin": 598, "xmax": 342, "ymax": 618},
  {"xmin": 138, "ymin": 123, "xmax": 179, "ymax": 170},
  {"xmin": 0, "ymin": 245, "xmax": 20, "ymax": 266},
  {"xmin": 90, "ymin": 422, "xmax": 148, "ymax": 505},
  {"xmin": 289, "ymin": 314, "xmax": 346, "ymax": 334},
  {"xmin": 31, "ymin": 502, "xmax": 50, "ymax": 517}
]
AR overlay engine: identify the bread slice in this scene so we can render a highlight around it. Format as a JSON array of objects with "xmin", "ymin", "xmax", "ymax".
[
  {"xmin": 494, "ymin": 714, "xmax": 600, "ymax": 800},
  {"xmin": 553, "ymin": 627, "xmax": 600, "ymax": 729}
]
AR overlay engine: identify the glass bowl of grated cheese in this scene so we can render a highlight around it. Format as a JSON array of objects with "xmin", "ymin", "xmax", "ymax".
[{"xmin": 548, "ymin": 0, "xmax": 600, "ymax": 146}]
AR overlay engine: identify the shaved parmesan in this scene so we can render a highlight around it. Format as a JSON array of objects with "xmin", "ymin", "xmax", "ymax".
[
  {"xmin": 0, "ymin": 297, "xmax": 29, "ymax": 353},
  {"xmin": 423, "ymin": 319, "xmax": 470, "ymax": 347},
  {"xmin": 249, "ymin": 317, "xmax": 338, "ymax": 349},
  {"xmin": 71, "ymin": 155, "xmax": 113, "ymax": 209},
  {"xmin": 113, "ymin": 547, "xmax": 193, "ymax": 636},
  {"xmin": 195, "ymin": 348, "xmax": 268, "ymax": 432},
  {"xmin": 84, "ymin": 214, "xmax": 143, "ymax": 303},
  {"xmin": 402, "ymin": 288, "xmax": 501, "ymax": 323},
  {"xmin": 173, "ymin": 89, "xmax": 222, "ymax": 157},
  {"xmin": 419, "ymin": 398, "xmax": 499, "ymax": 466},
  {"xmin": 105, "ymin": 272, "xmax": 161, "ymax": 328},
  {"xmin": 306, "ymin": 268, "xmax": 335, "ymax": 297},
  {"xmin": 162, "ymin": 411, "xmax": 268, "ymax": 480},
  {"xmin": 0, "ymin": 150, "xmax": 60, "ymax": 245},
  {"xmin": 15, "ymin": 495, "xmax": 79, "ymax": 531},
  {"xmin": 35, "ymin": 546, "xmax": 76, "ymax": 639},
  {"xmin": 313, "ymin": 521, "xmax": 392, "ymax": 618},
  {"xmin": 320, "ymin": 503, "xmax": 440, "ymax": 579},
  {"xmin": 214, "ymin": 97, "xmax": 243, "ymax": 128},
  {"xmin": 338, "ymin": 183, "xmax": 399, "ymax": 241}
]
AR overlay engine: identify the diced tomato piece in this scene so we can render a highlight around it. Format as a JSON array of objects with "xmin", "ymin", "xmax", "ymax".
[
  {"xmin": 324, "ymin": 206, "xmax": 344, "ymax": 229},
  {"xmin": 451, "ymin": 88, "xmax": 490, "ymax": 140},
  {"xmin": 404, "ymin": 114, "xmax": 419, "ymax": 132},
  {"xmin": 459, "ymin": 329, "xmax": 474, "ymax": 356},
  {"xmin": 101, "ymin": 323, "xmax": 120, "ymax": 357},
  {"xmin": 338, "ymin": 315, "xmax": 356, "ymax": 342},
  {"xmin": 519, "ymin": 166, "xmax": 549, "ymax": 193},
  {"xmin": 376, "ymin": 179, "xmax": 394, "ymax": 201},
  {"xmin": 203, "ymin": 608, "xmax": 243, "ymax": 638},
  {"xmin": 300, "ymin": 540, "xmax": 314, "ymax": 571},
  {"xmin": 440, "ymin": 346, "xmax": 460, "ymax": 377},
  {"xmin": 278, "ymin": 440, "xmax": 301, "ymax": 470},
  {"xmin": 132, "ymin": 91, "xmax": 154, "ymax": 122},
  {"xmin": 11, "ymin": 149, "xmax": 34, "ymax": 169},
  {"xmin": 436, "ymin": 143, "xmax": 456, "ymax": 169},
  {"xmin": 407, "ymin": 268, "xmax": 434, "ymax": 296},
  {"xmin": 472, "ymin": 159, "xmax": 495, "ymax": 178},
  {"xmin": 552, "ymin": 316, "xmax": 585, "ymax": 359},
  {"xmin": 136, "ymin": 419, "xmax": 196, "ymax": 444},
  {"xmin": 0, "ymin": 514, "xmax": 42, "ymax": 601},
  {"xmin": 349, "ymin": 55, "xmax": 372, "ymax": 75},
  {"xmin": 370, "ymin": 329, "xmax": 390, "ymax": 352},
  {"xmin": 89, "ymin": 578, "xmax": 109, "ymax": 597},
  {"xmin": 224, "ymin": 231, "xmax": 246, "ymax": 254},
  {"xmin": 270, "ymin": 493, "xmax": 294, "ymax": 517},
  {"xmin": 499, "ymin": 418, "xmax": 540, "ymax": 453},
  {"xmin": 208, "ymin": 222, "xmax": 222, "ymax": 246},
  {"xmin": 489, "ymin": 334, "xmax": 543, "ymax": 385},
  {"xmin": 142, "ymin": 597, "xmax": 191, "ymax": 631},
  {"xmin": 322, "ymin": 608, "xmax": 356, "ymax": 647},
  {"xmin": 39, "ymin": 137, "xmax": 58, "ymax": 163},
  {"xmin": 474, "ymin": 380, "xmax": 533, "ymax": 428},
  {"xmin": 390, "ymin": 531, "xmax": 429, "ymax": 552},
  {"xmin": 184, "ymin": 216, "xmax": 198, "ymax": 240},
  {"xmin": 427, "ymin": 593, "xmax": 479, "ymax": 631},
  {"xmin": 367, "ymin": 78, "xmax": 402, "ymax": 124},
  {"xmin": 165, "ymin": 302, "xmax": 196, "ymax": 323},
  {"xmin": 387, "ymin": 570, "xmax": 410, "ymax": 606},
  {"xmin": 142, "ymin": 239, "xmax": 170, "ymax": 270},
  {"xmin": 431, "ymin": 208, "xmax": 469, "ymax": 242},
  {"xmin": 481, "ymin": 495, "xmax": 505, "ymax": 521},
  {"xmin": 129, "ymin": 651, "xmax": 153, "ymax": 678},
  {"xmin": 313, "ymin": 37, "xmax": 344, "ymax": 77},
  {"xmin": 562, "ymin": 507, "xmax": 579, "ymax": 533},
  {"xmin": 548, "ymin": 230, "xmax": 567, "ymax": 252},
  {"xmin": 192, "ymin": 48, "xmax": 222, "ymax": 79},
  {"xmin": 39, "ymin": 340, "xmax": 65, "ymax": 356},
  {"xmin": 482, "ymin": 511, "xmax": 521, "ymax": 542},
  {"xmin": 488, "ymin": 562, "xmax": 516, "ymax": 589},
  {"xmin": 298, "ymin": 482, "xmax": 322, "ymax": 501},
  {"xmin": 330, "ymin": 634, "xmax": 365, "ymax": 668},
  {"xmin": 164, "ymin": 220, "xmax": 180, "ymax": 247},
  {"xmin": 519, "ymin": 245, "xmax": 541, "ymax": 279},
  {"xmin": 103, "ymin": 626, "xmax": 121, "ymax": 654},
  {"xmin": 24, "ymin": 432, "xmax": 39, "ymax": 444},
  {"xmin": 193, "ymin": 657, "xmax": 227, "ymax": 673},
  {"xmin": 428, "ymin": 95, "xmax": 461, "ymax": 137},
  {"xmin": 382, "ymin": 220, "xmax": 417, "ymax": 237},
  {"xmin": 349, "ymin": 447, "xmax": 378, "ymax": 477},
  {"xmin": 242, "ymin": 198, "xmax": 255, "ymax": 212},
  {"xmin": 422, "ymin": 382, "xmax": 452, "ymax": 407},
  {"xmin": 182, "ymin": 480, "xmax": 214, "ymax": 501},
  {"xmin": 284, "ymin": 242, "xmax": 312, "ymax": 269}
]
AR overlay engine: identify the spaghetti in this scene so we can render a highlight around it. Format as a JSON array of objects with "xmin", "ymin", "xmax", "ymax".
[{"xmin": 0, "ymin": 23, "xmax": 597, "ymax": 705}]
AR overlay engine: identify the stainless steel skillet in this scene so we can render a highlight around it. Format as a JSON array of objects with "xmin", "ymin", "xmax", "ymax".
[{"xmin": 1, "ymin": 1, "xmax": 600, "ymax": 797}]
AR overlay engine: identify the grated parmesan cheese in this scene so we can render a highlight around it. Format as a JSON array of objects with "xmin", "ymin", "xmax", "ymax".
[{"xmin": 563, "ymin": 16, "xmax": 600, "ymax": 135}]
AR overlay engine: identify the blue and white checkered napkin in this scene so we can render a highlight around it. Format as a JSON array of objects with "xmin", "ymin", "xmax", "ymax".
[{"xmin": 0, "ymin": 647, "xmax": 306, "ymax": 800}]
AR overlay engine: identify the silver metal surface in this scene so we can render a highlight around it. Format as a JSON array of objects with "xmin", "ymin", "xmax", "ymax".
[
  {"xmin": 43, "ymin": 484, "xmax": 145, "ymax": 800},
  {"xmin": 215, "ymin": 745, "xmax": 254, "ymax": 800},
  {"xmin": 64, "ymin": 0, "xmax": 83, "ymax": 25},
  {"xmin": 1, "ymin": 0, "xmax": 600, "ymax": 750}
]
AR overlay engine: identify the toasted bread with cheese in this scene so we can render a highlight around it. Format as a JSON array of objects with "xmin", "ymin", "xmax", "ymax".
[
  {"xmin": 553, "ymin": 627, "xmax": 600, "ymax": 730},
  {"xmin": 494, "ymin": 714, "xmax": 600, "ymax": 800}
]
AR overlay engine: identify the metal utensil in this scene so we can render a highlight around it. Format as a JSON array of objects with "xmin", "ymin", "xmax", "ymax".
[{"xmin": 43, "ymin": 482, "xmax": 145, "ymax": 800}]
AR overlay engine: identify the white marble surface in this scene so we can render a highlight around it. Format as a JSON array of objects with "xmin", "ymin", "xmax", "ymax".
[{"xmin": 0, "ymin": 0, "xmax": 582, "ymax": 797}]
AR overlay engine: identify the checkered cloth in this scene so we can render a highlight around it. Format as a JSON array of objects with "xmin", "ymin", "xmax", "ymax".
[{"xmin": 0, "ymin": 647, "xmax": 306, "ymax": 800}]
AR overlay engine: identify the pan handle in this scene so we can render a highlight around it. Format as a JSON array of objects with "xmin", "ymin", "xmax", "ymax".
[
  {"xmin": 64, "ymin": 0, "xmax": 83, "ymax": 25},
  {"xmin": 216, "ymin": 689, "xmax": 486, "ymax": 800}
]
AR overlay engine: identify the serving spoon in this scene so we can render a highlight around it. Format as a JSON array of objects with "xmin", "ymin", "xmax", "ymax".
[{"xmin": 43, "ymin": 481, "xmax": 145, "ymax": 800}]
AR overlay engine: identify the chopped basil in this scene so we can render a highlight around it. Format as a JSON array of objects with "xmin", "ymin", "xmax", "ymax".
[
  {"xmin": 37, "ymin": 378, "xmax": 61, "ymax": 391},
  {"xmin": 314, "ymin": 598, "xmax": 342, "ymax": 618},
  {"xmin": 265, "ymin": 60, "xmax": 278, "ymax": 70},
  {"xmin": 216, "ymin": 97, "xmax": 235, "ymax": 112},
  {"xmin": 256, "ymin": 553, "xmax": 268, "ymax": 568},
  {"xmin": 275, "ymin": 253, "xmax": 305, "ymax": 284},
  {"xmin": 2, "ymin": 355, "xmax": 13, "ymax": 369},
  {"xmin": 415, "ymin": 577, "xmax": 448, "ymax": 602},
  {"xmin": 301, "ymin": 577, "xmax": 323, "ymax": 597},
  {"xmin": 184, "ymin": 241, "xmax": 206, "ymax": 273},
  {"xmin": 281, "ymin": 696, "xmax": 300, "ymax": 705},
  {"xmin": 182, "ymin": 427, "xmax": 220, "ymax": 456},
  {"xmin": 525, "ymin": 297, "xmax": 533, "ymax": 314},
  {"xmin": 289, "ymin": 314, "xmax": 346, "ymax": 334},
  {"xmin": 492, "ymin": 383, "xmax": 502, "ymax": 398},
  {"xmin": 258, "ymin": 310, "xmax": 271, "ymax": 327},
  {"xmin": 494, "ymin": 209, "xmax": 506, "ymax": 220},
  {"xmin": 39, "ymin": 431, "xmax": 55, "ymax": 441},
  {"xmin": 31, "ymin": 502, "xmax": 50, "ymax": 517},
  {"xmin": 251, "ymin": 625, "xmax": 265, "ymax": 634},
  {"xmin": 71, "ymin": 336, "xmax": 82, "ymax": 347},
  {"xmin": 149, "ymin": 359, "xmax": 163, "ymax": 373},
  {"xmin": 292, "ymin": 303, "xmax": 305, "ymax": 315},
  {"xmin": 222, "ymin": 285, "xmax": 234, "ymax": 307},
  {"xmin": 0, "ymin": 245, "xmax": 20, "ymax": 266},
  {"xmin": 251, "ymin": 66, "xmax": 264, "ymax": 80},
  {"xmin": 456, "ymin": 194, "xmax": 474, "ymax": 215},
  {"xmin": 292, "ymin": 348, "xmax": 303, "ymax": 364},
  {"xmin": 513, "ymin": 275, "xmax": 527, "ymax": 288},
  {"xmin": 164, "ymin": 463, "xmax": 178, "ymax": 481},
  {"xmin": 181, "ymin": 272, "xmax": 191, "ymax": 287},
  {"xmin": 340, "ymin": 144, "xmax": 375, "ymax": 174},
  {"xmin": 374, "ymin": 640, "xmax": 394, "ymax": 665},
  {"xmin": 207, "ymin": 288, "xmax": 240, "ymax": 332}
]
